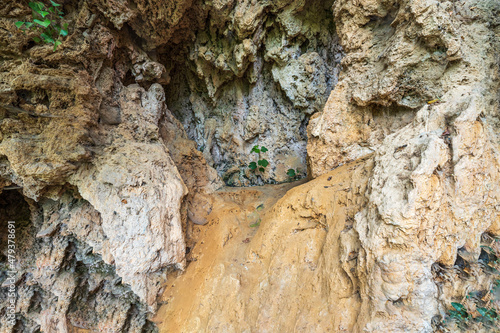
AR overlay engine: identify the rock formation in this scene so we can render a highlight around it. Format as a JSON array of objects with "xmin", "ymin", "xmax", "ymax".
[{"xmin": 0, "ymin": 0, "xmax": 499, "ymax": 332}]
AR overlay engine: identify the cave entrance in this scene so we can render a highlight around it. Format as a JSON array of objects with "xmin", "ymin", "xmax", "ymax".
[{"xmin": 160, "ymin": 0, "xmax": 342, "ymax": 186}]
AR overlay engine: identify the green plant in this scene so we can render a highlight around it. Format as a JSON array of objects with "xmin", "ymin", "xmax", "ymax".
[
  {"xmin": 447, "ymin": 302, "xmax": 471, "ymax": 329},
  {"xmin": 445, "ymin": 300, "xmax": 499, "ymax": 330},
  {"xmin": 287, "ymin": 168, "xmax": 304, "ymax": 181},
  {"xmin": 16, "ymin": 1, "xmax": 68, "ymax": 51},
  {"xmin": 249, "ymin": 145, "xmax": 269, "ymax": 173},
  {"xmin": 249, "ymin": 218, "xmax": 261, "ymax": 228},
  {"xmin": 286, "ymin": 168, "xmax": 305, "ymax": 182},
  {"xmin": 440, "ymin": 236, "xmax": 500, "ymax": 331}
]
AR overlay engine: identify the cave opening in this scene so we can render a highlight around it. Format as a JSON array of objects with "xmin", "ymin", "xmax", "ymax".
[{"xmin": 157, "ymin": 0, "xmax": 342, "ymax": 186}]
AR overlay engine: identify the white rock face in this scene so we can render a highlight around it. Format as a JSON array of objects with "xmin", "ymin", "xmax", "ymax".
[
  {"xmin": 354, "ymin": 87, "xmax": 500, "ymax": 331},
  {"xmin": 307, "ymin": 0, "xmax": 500, "ymax": 331},
  {"xmin": 71, "ymin": 144, "xmax": 187, "ymax": 308},
  {"xmin": 164, "ymin": 0, "xmax": 342, "ymax": 185},
  {"xmin": 71, "ymin": 84, "xmax": 188, "ymax": 311},
  {"xmin": 1, "ymin": 0, "xmax": 499, "ymax": 331},
  {"xmin": 271, "ymin": 52, "xmax": 329, "ymax": 115}
]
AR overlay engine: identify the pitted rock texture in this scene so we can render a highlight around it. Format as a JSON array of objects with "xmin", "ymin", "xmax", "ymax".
[
  {"xmin": 0, "ymin": 0, "xmax": 499, "ymax": 332},
  {"xmin": 69, "ymin": 84, "xmax": 188, "ymax": 312},
  {"xmin": 308, "ymin": 0, "xmax": 470, "ymax": 177},
  {"xmin": 0, "ymin": 1, "xmax": 221, "ymax": 331},
  {"xmin": 164, "ymin": 0, "xmax": 342, "ymax": 185},
  {"xmin": 307, "ymin": 0, "xmax": 500, "ymax": 331},
  {"xmin": 0, "ymin": 190, "xmax": 157, "ymax": 333}
]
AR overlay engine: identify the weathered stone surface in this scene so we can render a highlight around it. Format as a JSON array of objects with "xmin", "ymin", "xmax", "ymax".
[
  {"xmin": 155, "ymin": 157, "xmax": 373, "ymax": 332},
  {"xmin": 0, "ymin": 0, "xmax": 499, "ymax": 332},
  {"xmin": 165, "ymin": 0, "xmax": 342, "ymax": 185},
  {"xmin": 308, "ymin": 0, "xmax": 477, "ymax": 177},
  {"xmin": 70, "ymin": 84, "xmax": 188, "ymax": 312},
  {"xmin": 0, "ymin": 1, "xmax": 219, "ymax": 330},
  {"xmin": 0, "ymin": 191, "xmax": 157, "ymax": 333},
  {"xmin": 307, "ymin": 0, "xmax": 500, "ymax": 331}
]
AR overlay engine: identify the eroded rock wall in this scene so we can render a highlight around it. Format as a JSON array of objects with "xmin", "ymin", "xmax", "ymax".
[
  {"xmin": 0, "ymin": 0, "xmax": 499, "ymax": 332},
  {"xmin": 158, "ymin": 0, "xmax": 500, "ymax": 332},
  {"xmin": 163, "ymin": 0, "xmax": 342, "ymax": 185},
  {"xmin": 307, "ymin": 0, "xmax": 500, "ymax": 331},
  {"xmin": 0, "ymin": 191, "xmax": 157, "ymax": 332},
  {"xmin": 0, "ymin": 1, "xmax": 219, "ymax": 331}
]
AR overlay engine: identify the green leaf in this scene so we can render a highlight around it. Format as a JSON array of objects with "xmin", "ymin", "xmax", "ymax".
[
  {"xmin": 29, "ymin": 2, "xmax": 44, "ymax": 12},
  {"xmin": 40, "ymin": 32, "xmax": 54, "ymax": 43},
  {"xmin": 249, "ymin": 162, "xmax": 257, "ymax": 170},
  {"xmin": 15, "ymin": 21, "xmax": 25, "ymax": 28},
  {"xmin": 40, "ymin": 10, "xmax": 49, "ymax": 17},
  {"xmin": 59, "ymin": 29, "xmax": 68, "ymax": 36},
  {"xmin": 34, "ymin": 19, "xmax": 51, "ymax": 28},
  {"xmin": 259, "ymin": 167, "xmax": 265, "ymax": 172},
  {"xmin": 451, "ymin": 302, "xmax": 466, "ymax": 312},
  {"xmin": 478, "ymin": 307, "xmax": 488, "ymax": 316},
  {"xmin": 53, "ymin": 40, "xmax": 62, "ymax": 50},
  {"xmin": 33, "ymin": 36, "xmax": 41, "ymax": 43},
  {"xmin": 260, "ymin": 146, "xmax": 268, "ymax": 153},
  {"xmin": 481, "ymin": 245, "xmax": 495, "ymax": 253},
  {"xmin": 258, "ymin": 159, "xmax": 269, "ymax": 167},
  {"xmin": 251, "ymin": 145, "xmax": 260, "ymax": 154},
  {"xmin": 287, "ymin": 169, "xmax": 296, "ymax": 177},
  {"xmin": 25, "ymin": 22, "xmax": 34, "ymax": 28},
  {"xmin": 63, "ymin": 23, "xmax": 68, "ymax": 30},
  {"xmin": 50, "ymin": 0, "xmax": 61, "ymax": 6}
]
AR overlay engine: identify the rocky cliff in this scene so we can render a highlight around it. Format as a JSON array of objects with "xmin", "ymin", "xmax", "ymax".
[{"xmin": 0, "ymin": 0, "xmax": 499, "ymax": 332}]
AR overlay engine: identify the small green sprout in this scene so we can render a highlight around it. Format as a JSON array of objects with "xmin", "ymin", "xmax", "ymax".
[
  {"xmin": 16, "ymin": 1, "xmax": 68, "ymax": 51},
  {"xmin": 286, "ymin": 168, "xmax": 302, "ymax": 181},
  {"xmin": 249, "ymin": 145, "xmax": 269, "ymax": 173}
]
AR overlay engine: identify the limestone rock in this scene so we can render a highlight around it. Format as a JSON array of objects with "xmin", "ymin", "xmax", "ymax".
[
  {"xmin": 0, "ymin": 0, "xmax": 499, "ymax": 332},
  {"xmin": 0, "ymin": 191, "xmax": 156, "ymax": 333},
  {"xmin": 307, "ymin": 0, "xmax": 475, "ymax": 176},
  {"xmin": 0, "ymin": 2, "xmax": 218, "ymax": 328},
  {"xmin": 307, "ymin": 0, "xmax": 500, "ymax": 331},
  {"xmin": 165, "ymin": 0, "xmax": 342, "ymax": 185},
  {"xmin": 155, "ymin": 158, "xmax": 374, "ymax": 332}
]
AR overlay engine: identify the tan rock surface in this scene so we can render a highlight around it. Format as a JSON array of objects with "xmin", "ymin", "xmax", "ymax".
[
  {"xmin": 155, "ymin": 157, "xmax": 373, "ymax": 332},
  {"xmin": 0, "ymin": 0, "xmax": 499, "ymax": 332},
  {"xmin": 0, "ymin": 2, "xmax": 219, "ymax": 329},
  {"xmin": 307, "ymin": 0, "xmax": 500, "ymax": 331},
  {"xmin": 69, "ymin": 85, "xmax": 189, "ymax": 312}
]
